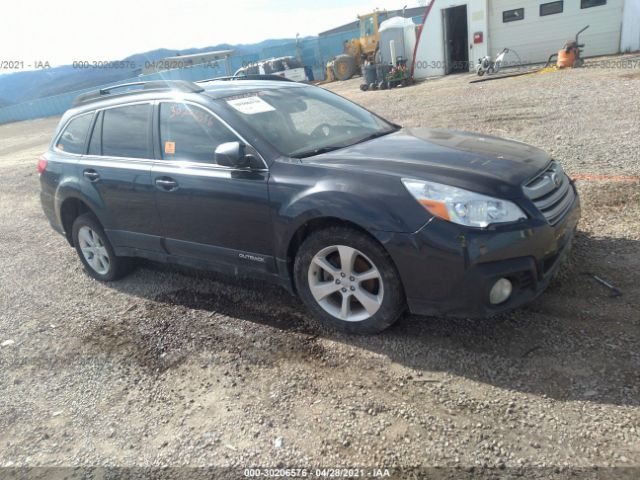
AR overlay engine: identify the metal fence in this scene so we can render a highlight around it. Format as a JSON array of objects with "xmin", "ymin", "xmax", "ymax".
[{"xmin": 0, "ymin": 29, "xmax": 359, "ymax": 125}]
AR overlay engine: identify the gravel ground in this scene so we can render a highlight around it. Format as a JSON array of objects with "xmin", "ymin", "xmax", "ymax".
[{"xmin": 0, "ymin": 57, "xmax": 639, "ymax": 477}]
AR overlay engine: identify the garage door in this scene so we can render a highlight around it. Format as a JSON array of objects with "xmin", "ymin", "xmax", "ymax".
[{"xmin": 488, "ymin": 0, "xmax": 624, "ymax": 64}]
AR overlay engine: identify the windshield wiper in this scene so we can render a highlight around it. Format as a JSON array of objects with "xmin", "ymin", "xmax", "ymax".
[
  {"xmin": 348, "ymin": 128, "xmax": 397, "ymax": 146},
  {"xmin": 290, "ymin": 127, "xmax": 399, "ymax": 159},
  {"xmin": 291, "ymin": 145, "xmax": 346, "ymax": 159}
]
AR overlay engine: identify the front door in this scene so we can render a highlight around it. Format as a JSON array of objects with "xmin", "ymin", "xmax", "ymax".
[
  {"xmin": 151, "ymin": 101, "xmax": 274, "ymax": 273},
  {"xmin": 80, "ymin": 102, "xmax": 163, "ymax": 252}
]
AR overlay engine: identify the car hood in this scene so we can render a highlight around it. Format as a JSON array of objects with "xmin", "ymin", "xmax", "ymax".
[{"xmin": 302, "ymin": 128, "xmax": 551, "ymax": 197}]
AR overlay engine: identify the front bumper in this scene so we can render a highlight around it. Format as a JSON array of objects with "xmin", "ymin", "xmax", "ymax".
[{"xmin": 378, "ymin": 191, "xmax": 581, "ymax": 318}]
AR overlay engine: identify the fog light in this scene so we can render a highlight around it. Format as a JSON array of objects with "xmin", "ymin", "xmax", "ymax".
[{"xmin": 490, "ymin": 278, "xmax": 512, "ymax": 305}]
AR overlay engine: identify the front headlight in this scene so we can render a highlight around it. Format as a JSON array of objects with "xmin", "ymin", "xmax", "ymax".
[{"xmin": 402, "ymin": 178, "xmax": 526, "ymax": 228}]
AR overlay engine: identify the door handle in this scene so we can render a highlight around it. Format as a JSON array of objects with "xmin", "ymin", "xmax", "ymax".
[
  {"xmin": 83, "ymin": 169, "xmax": 100, "ymax": 182},
  {"xmin": 155, "ymin": 177, "xmax": 179, "ymax": 191}
]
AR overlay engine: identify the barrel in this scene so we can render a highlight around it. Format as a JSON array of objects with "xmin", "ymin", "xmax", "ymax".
[{"xmin": 363, "ymin": 65, "xmax": 377, "ymax": 85}]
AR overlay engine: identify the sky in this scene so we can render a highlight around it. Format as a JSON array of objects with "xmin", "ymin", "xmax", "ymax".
[{"xmin": 2, "ymin": 0, "xmax": 423, "ymax": 69}]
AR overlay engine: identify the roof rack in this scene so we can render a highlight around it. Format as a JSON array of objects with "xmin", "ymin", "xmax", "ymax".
[
  {"xmin": 197, "ymin": 74, "xmax": 296, "ymax": 84},
  {"xmin": 72, "ymin": 80, "xmax": 204, "ymax": 106}
]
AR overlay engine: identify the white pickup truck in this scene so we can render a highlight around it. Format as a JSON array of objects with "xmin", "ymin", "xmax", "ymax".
[{"xmin": 234, "ymin": 56, "xmax": 310, "ymax": 82}]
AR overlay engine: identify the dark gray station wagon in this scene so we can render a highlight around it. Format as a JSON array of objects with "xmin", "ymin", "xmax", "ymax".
[{"xmin": 39, "ymin": 77, "xmax": 580, "ymax": 333}]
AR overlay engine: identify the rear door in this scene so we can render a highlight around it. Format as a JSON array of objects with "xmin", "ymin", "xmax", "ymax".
[
  {"xmin": 151, "ymin": 101, "xmax": 274, "ymax": 273},
  {"xmin": 80, "ymin": 102, "xmax": 163, "ymax": 252}
]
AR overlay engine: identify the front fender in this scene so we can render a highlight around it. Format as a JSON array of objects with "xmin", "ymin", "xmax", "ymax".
[{"xmin": 270, "ymin": 165, "xmax": 430, "ymax": 261}]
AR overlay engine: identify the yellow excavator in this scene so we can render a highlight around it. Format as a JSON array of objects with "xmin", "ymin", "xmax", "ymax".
[{"xmin": 326, "ymin": 9, "xmax": 387, "ymax": 82}]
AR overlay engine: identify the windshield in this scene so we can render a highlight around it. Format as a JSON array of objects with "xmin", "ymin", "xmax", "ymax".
[
  {"xmin": 361, "ymin": 15, "xmax": 375, "ymax": 37},
  {"xmin": 219, "ymin": 86, "xmax": 397, "ymax": 158}
]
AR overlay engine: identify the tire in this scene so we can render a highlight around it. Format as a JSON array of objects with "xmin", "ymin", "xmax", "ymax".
[
  {"xmin": 72, "ymin": 213, "xmax": 134, "ymax": 281},
  {"xmin": 294, "ymin": 227, "xmax": 405, "ymax": 334},
  {"xmin": 333, "ymin": 54, "xmax": 357, "ymax": 81}
]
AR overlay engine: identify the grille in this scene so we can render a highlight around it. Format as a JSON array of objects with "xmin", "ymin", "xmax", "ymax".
[{"xmin": 523, "ymin": 162, "xmax": 576, "ymax": 225}]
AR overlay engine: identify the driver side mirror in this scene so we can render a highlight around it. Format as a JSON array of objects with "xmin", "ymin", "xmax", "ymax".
[{"xmin": 215, "ymin": 141, "xmax": 252, "ymax": 169}]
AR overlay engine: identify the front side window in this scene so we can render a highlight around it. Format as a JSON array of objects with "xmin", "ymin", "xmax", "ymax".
[
  {"xmin": 102, "ymin": 104, "xmax": 150, "ymax": 158},
  {"xmin": 159, "ymin": 102, "xmax": 237, "ymax": 163},
  {"xmin": 503, "ymin": 8, "xmax": 525, "ymax": 22},
  {"xmin": 56, "ymin": 113, "xmax": 93, "ymax": 154},
  {"xmin": 581, "ymin": 0, "xmax": 606, "ymax": 8},
  {"xmin": 221, "ymin": 86, "xmax": 396, "ymax": 158},
  {"xmin": 540, "ymin": 1, "xmax": 563, "ymax": 16}
]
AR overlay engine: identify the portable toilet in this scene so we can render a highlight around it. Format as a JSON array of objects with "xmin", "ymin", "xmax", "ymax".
[{"xmin": 379, "ymin": 17, "xmax": 417, "ymax": 65}]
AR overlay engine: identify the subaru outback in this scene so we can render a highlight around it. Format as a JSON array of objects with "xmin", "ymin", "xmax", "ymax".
[{"xmin": 39, "ymin": 77, "xmax": 580, "ymax": 333}]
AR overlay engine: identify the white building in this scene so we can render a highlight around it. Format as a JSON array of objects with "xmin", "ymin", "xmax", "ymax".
[{"xmin": 413, "ymin": 0, "xmax": 640, "ymax": 78}]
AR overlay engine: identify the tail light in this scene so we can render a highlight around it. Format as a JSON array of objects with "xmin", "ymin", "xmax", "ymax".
[{"xmin": 37, "ymin": 157, "xmax": 47, "ymax": 174}]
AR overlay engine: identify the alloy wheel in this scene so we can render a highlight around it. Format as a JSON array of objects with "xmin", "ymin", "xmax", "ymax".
[
  {"xmin": 77, "ymin": 226, "xmax": 110, "ymax": 275},
  {"xmin": 307, "ymin": 245, "xmax": 384, "ymax": 322}
]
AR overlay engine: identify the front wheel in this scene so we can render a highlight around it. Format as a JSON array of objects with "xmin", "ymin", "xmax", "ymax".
[
  {"xmin": 294, "ymin": 227, "xmax": 405, "ymax": 334},
  {"xmin": 332, "ymin": 54, "xmax": 357, "ymax": 81},
  {"xmin": 72, "ymin": 213, "xmax": 133, "ymax": 281}
]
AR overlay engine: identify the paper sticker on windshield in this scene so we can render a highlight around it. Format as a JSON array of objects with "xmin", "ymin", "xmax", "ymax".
[
  {"xmin": 164, "ymin": 141, "xmax": 175, "ymax": 155},
  {"xmin": 226, "ymin": 96, "xmax": 275, "ymax": 115}
]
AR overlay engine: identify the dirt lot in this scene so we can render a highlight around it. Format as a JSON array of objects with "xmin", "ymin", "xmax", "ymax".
[{"xmin": 1, "ymin": 58, "xmax": 639, "ymax": 476}]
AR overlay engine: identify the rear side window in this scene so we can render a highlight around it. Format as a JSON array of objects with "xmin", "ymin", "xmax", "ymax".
[
  {"xmin": 56, "ymin": 113, "xmax": 93, "ymax": 154},
  {"xmin": 102, "ymin": 104, "xmax": 150, "ymax": 158},
  {"xmin": 159, "ymin": 102, "xmax": 237, "ymax": 163}
]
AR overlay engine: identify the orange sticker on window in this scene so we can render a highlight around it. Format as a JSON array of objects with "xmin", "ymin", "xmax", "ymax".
[{"xmin": 164, "ymin": 141, "xmax": 175, "ymax": 154}]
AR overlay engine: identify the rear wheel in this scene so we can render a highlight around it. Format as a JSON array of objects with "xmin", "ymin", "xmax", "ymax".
[
  {"xmin": 72, "ymin": 213, "xmax": 133, "ymax": 281},
  {"xmin": 294, "ymin": 227, "xmax": 405, "ymax": 334}
]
